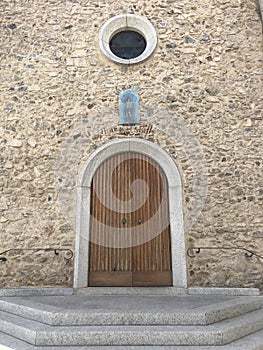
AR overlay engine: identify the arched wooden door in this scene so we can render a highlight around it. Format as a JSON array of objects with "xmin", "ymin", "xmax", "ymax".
[{"xmin": 88, "ymin": 151, "xmax": 172, "ymax": 286}]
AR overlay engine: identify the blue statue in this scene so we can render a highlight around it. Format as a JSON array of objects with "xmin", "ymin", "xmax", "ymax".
[{"xmin": 119, "ymin": 89, "xmax": 140, "ymax": 125}]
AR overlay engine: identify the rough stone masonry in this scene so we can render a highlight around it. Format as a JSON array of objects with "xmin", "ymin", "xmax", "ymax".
[{"xmin": 0, "ymin": 0, "xmax": 262, "ymax": 290}]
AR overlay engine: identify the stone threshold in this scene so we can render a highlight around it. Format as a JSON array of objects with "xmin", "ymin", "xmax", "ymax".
[
  {"xmin": 75, "ymin": 287, "xmax": 188, "ymax": 295},
  {"xmin": 0, "ymin": 287, "xmax": 260, "ymax": 297}
]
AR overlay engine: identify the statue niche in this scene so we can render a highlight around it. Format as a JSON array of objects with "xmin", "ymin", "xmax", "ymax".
[{"xmin": 119, "ymin": 89, "xmax": 140, "ymax": 125}]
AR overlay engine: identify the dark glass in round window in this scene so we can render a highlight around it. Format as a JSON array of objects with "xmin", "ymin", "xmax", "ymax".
[{"xmin": 109, "ymin": 30, "xmax": 146, "ymax": 59}]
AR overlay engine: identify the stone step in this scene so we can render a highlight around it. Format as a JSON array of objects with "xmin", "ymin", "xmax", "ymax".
[
  {"xmin": 0, "ymin": 308, "xmax": 263, "ymax": 346},
  {"xmin": 1, "ymin": 329, "xmax": 263, "ymax": 349},
  {"xmin": 0, "ymin": 296, "xmax": 261, "ymax": 326}
]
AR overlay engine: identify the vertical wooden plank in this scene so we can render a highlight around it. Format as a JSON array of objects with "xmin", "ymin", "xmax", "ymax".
[
  {"xmin": 156, "ymin": 162, "xmax": 162, "ymax": 271},
  {"xmin": 144, "ymin": 154, "xmax": 149, "ymax": 272},
  {"xmin": 106, "ymin": 155, "xmax": 111, "ymax": 271}
]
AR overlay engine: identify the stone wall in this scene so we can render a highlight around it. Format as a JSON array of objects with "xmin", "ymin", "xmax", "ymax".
[{"xmin": 0, "ymin": 0, "xmax": 262, "ymax": 290}]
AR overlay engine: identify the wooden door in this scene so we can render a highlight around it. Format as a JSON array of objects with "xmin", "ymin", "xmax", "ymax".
[{"xmin": 88, "ymin": 152, "xmax": 172, "ymax": 286}]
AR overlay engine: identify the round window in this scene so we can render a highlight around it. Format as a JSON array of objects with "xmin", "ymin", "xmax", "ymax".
[
  {"xmin": 99, "ymin": 14, "xmax": 157, "ymax": 65},
  {"xmin": 109, "ymin": 30, "xmax": 147, "ymax": 60}
]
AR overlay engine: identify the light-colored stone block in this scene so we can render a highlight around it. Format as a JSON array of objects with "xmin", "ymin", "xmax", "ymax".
[
  {"xmin": 188, "ymin": 287, "xmax": 261, "ymax": 296},
  {"xmin": 0, "ymin": 288, "xmax": 73, "ymax": 297}
]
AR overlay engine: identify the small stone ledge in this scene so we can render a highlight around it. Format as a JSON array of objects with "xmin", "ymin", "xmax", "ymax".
[
  {"xmin": 188, "ymin": 287, "xmax": 261, "ymax": 296},
  {"xmin": 0, "ymin": 288, "xmax": 73, "ymax": 297}
]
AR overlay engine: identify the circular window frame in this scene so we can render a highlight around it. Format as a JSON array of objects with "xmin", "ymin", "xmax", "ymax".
[{"xmin": 99, "ymin": 14, "xmax": 157, "ymax": 65}]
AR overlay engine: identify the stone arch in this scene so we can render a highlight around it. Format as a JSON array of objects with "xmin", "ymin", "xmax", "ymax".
[{"xmin": 74, "ymin": 138, "xmax": 187, "ymax": 290}]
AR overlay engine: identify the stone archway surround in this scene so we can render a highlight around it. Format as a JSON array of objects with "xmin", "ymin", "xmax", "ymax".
[{"xmin": 74, "ymin": 138, "xmax": 187, "ymax": 290}]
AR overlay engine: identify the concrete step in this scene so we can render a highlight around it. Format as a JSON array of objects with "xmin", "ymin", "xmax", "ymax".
[
  {"xmin": 0, "ymin": 308, "xmax": 263, "ymax": 346},
  {"xmin": 0, "ymin": 295, "xmax": 262, "ymax": 347},
  {"xmin": 1, "ymin": 329, "xmax": 263, "ymax": 349},
  {"xmin": 0, "ymin": 296, "xmax": 261, "ymax": 326}
]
